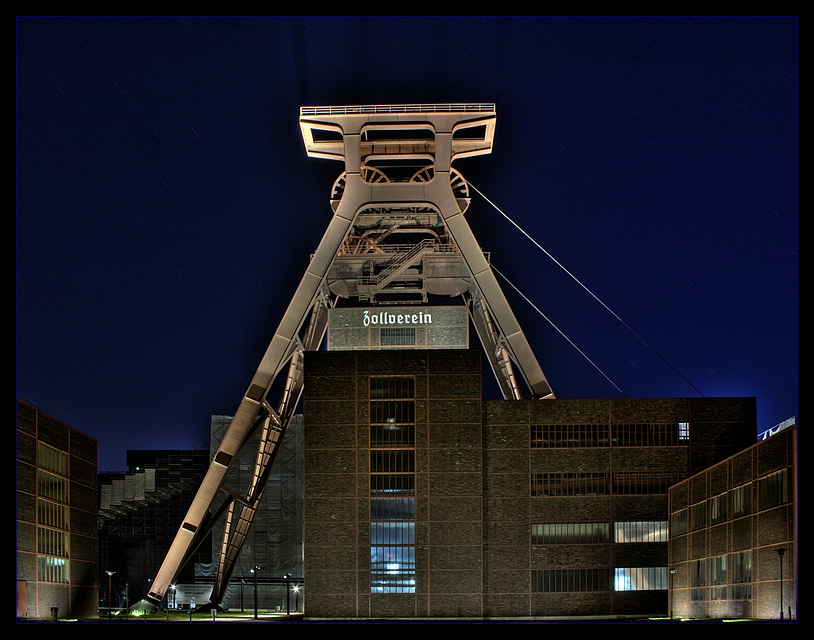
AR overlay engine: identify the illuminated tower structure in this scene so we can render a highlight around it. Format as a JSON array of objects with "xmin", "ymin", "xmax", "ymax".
[{"xmin": 148, "ymin": 104, "xmax": 554, "ymax": 607}]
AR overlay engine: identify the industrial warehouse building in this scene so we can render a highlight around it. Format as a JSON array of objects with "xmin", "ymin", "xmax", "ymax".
[
  {"xmin": 668, "ymin": 422, "xmax": 796, "ymax": 620},
  {"xmin": 302, "ymin": 349, "xmax": 757, "ymax": 619}
]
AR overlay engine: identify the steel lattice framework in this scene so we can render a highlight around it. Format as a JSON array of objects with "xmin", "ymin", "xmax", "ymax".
[{"xmin": 147, "ymin": 104, "xmax": 554, "ymax": 607}]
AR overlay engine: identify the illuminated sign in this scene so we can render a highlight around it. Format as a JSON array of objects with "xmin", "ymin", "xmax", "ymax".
[
  {"xmin": 328, "ymin": 306, "xmax": 467, "ymax": 351},
  {"xmin": 363, "ymin": 310, "xmax": 433, "ymax": 327}
]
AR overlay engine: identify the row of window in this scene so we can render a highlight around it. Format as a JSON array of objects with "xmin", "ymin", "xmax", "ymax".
[
  {"xmin": 532, "ymin": 471, "xmax": 685, "ymax": 496},
  {"xmin": 37, "ymin": 445, "xmax": 71, "ymax": 584},
  {"xmin": 531, "ymin": 567, "xmax": 667, "ymax": 592},
  {"xmin": 370, "ymin": 376, "xmax": 416, "ymax": 594},
  {"xmin": 671, "ymin": 469, "xmax": 790, "ymax": 535},
  {"xmin": 531, "ymin": 423, "xmax": 689, "ymax": 448},
  {"xmin": 689, "ymin": 552, "xmax": 752, "ymax": 600},
  {"xmin": 532, "ymin": 521, "xmax": 667, "ymax": 545}
]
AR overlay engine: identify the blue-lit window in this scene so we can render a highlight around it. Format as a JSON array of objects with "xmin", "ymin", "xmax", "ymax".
[
  {"xmin": 614, "ymin": 567, "xmax": 667, "ymax": 591},
  {"xmin": 371, "ymin": 500, "xmax": 415, "ymax": 593}
]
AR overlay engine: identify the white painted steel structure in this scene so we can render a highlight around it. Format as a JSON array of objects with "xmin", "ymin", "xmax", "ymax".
[{"xmin": 148, "ymin": 104, "xmax": 554, "ymax": 607}]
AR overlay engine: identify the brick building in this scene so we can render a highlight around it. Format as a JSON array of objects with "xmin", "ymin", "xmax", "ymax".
[
  {"xmin": 302, "ymin": 349, "xmax": 756, "ymax": 619},
  {"xmin": 668, "ymin": 423, "xmax": 796, "ymax": 620},
  {"xmin": 16, "ymin": 400, "xmax": 99, "ymax": 619}
]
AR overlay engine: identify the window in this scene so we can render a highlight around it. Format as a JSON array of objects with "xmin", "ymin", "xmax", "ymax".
[
  {"xmin": 691, "ymin": 502, "xmax": 707, "ymax": 531},
  {"xmin": 732, "ymin": 484, "xmax": 752, "ymax": 518},
  {"xmin": 370, "ymin": 375, "xmax": 414, "ymax": 399},
  {"xmin": 710, "ymin": 555, "xmax": 727, "ymax": 600},
  {"xmin": 37, "ymin": 556, "xmax": 68, "ymax": 583},
  {"xmin": 534, "ymin": 472, "xmax": 684, "ymax": 496},
  {"xmin": 691, "ymin": 559, "xmax": 706, "ymax": 601},
  {"xmin": 370, "ymin": 401, "xmax": 415, "ymax": 424},
  {"xmin": 730, "ymin": 551, "xmax": 752, "ymax": 599},
  {"xmin": 38, "ymin": 499, "xmax": 68, "ymax": 529},
  {"xmin": 369, "ymin": 376, "xmax": 415, "ymax": 594},
  {"xmin": 38, "ymin": 527, "xmax": 69, "ymax": 557},
  {"xmin": 380, "ymin": 327, "xmax": 416, "ymax": 347},
  {"xmin": 759, "ymin": 469, "xmax": 789, "ymax": 510},
  {"xmin": 614, "ymin": 521, "xmax": 668, "ymax": 543},
  {"xmin": 532, "ymin": 473, "xmax": 609, "ymax": 496},
  {"xmin": 711, "ymin": 493, "xmax": 727, "ymax": 524},
  {"xmin": 532, "ymin": 569, "xmax": 610, "ymax": 593},
  {"xmin": 613, "ymin": 423, "xmax": 688, "ymax": 447},
  {"xmin": 36, "ymin": 443, "xmax": 70, "ymax": 585},
  {"xmin": 37, "ymin": 471, "xmax": 68, "ymax": 503},
  {"xmin": 530, "ymin": 424, "xmax": 609, "ymax": 448},
  {"xmin": 612, "ymin": 471, "xmax": 685, "ymax": 495},
  {"xmin": 38, "ymin": 443, "xmax": 68, "ymax": 476},
  {"xmin": 532, "ymin": 523, "xmax": 609, "ymax": 544},
  {"xmin": 671, "ymin": 509, "xmax": 688, "ymax": 536},
  {"xmin": 614, "ymin": 567, "xmax": 667, "ymax": 591}
]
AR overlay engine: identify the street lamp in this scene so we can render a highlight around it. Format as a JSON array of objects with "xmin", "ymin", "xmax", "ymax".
[
  {"xmin": 293, "ymin": 585, "xmax": 300, "ymax": 612},
  {"xmin": 252, "ymin": 565, "xmax": 261, "ymax": 620},
  {"xmin": 669, "ymin": 568, "xmax": 676, "ymax": 620},
  {"xmin": 105, "ymin": 571, "xmax": 115, "ymax": 620},
  {"xmin": 777, "ymin": 548, "xmax": 786, "ymax": 621},
  {"xmin": 285, "ymin": 573, "xmax": 291, "ymax": 615}
]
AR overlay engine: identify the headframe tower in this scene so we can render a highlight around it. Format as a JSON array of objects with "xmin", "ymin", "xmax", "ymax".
[{"xmin": 147, "ymin": 104, "xmax": 554, "ymax": 607}]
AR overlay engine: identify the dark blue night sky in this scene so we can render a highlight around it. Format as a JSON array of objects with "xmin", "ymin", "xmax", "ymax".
[{"xmin": 17, "ymin": 17, "xmax": 797, "ymax": 471}]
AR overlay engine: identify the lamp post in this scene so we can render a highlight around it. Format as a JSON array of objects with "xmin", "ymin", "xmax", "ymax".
[
  {"xmin": 285, "ymin": 573, "xmax": 291, "ymax": 615},
  {"xmin": 105, "ymin": 571, "xmax": 115, "ymax": 620},
  {"xmin": 168, "ymin": 585, "xmax": 175, "ymax": 621},
  {"xmin": 293, "ymin": 585, "xmax": 300, "ymax": 612},
  {"xmin": 252, "ymin": 565, "xmax": 260, "ymax": 620},
  {"xmin": 777, "ymin": 548, "xmax": 786, "ymax": 621},
  {"xmin": 669, "ymin": 568, "xmax": 676, "ymax": 620}
]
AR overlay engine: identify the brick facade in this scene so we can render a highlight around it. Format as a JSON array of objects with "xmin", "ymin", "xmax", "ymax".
[
  {"xmin": 17, "ymin": 400, "xmax": 99, "ymax": 619},
  {"xmin": 303, "ymin": 350, "xmax": 757, "ymax": 619}
]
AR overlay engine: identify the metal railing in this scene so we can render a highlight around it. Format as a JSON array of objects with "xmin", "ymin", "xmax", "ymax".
[{"xmin": 301, "ymin": 104, "xmax": 496, "ymax": 116}]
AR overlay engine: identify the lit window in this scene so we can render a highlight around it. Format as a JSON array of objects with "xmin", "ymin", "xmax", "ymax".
[
  {"xmin": 614, "ymin": 521, "xmax": 668, "ymax": 543},
  {"xmin": 614, "ymin": 567, "xmax": 667, "ymax": 591},
  {"xmin": 369, "ymin": 376, "xmax": 416, "ymax": 594}
]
